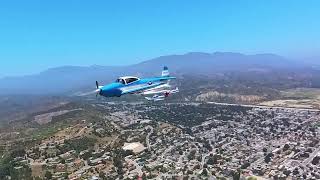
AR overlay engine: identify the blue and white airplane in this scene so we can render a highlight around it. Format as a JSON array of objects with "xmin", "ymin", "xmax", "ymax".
[{"xmin": 94, "ymin": 66, "xmax": 179, "ymax": 101}]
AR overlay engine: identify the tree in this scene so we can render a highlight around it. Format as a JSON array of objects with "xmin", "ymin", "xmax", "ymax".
[
  {"xmin": 283, "ymin": 144, "xmax": 290, "ymax": 151},
  {"xmin": 240, "ymin": 162, "xmax": 250, "ymax": 169},
  {"xmin": 113, "ymin": 149, "xmax": 124, "ymax": 176},
  {"xmin": 183, "ymin": 176, "xmax": 189, "ymax": 180},
  {"xmin": 194, "ymin": 164, "xmax": 200, "ymax": 170},
  {"xmin": 99, "ymin": 172, "xmax": 106, "ymax": 179},
  {"xmin": 63, "ymin": 172, "xmax": 69, "ymax": 179},
  {"xmin": 201, "ymin": 168, "xmax": 208, "ymax": 176},
  {"xmin": 0, "ymin": 155, "xmax": 12, "ymax": 179},
  {"xmin": 187, "ymin": 150, "xmax": 196, "ymax": 160},
  {"xmin": 312, "ymin": 156, "xmax": 320, "ymax": 165},
  {"xmin": 292, "ymin": 168, "xmax": 299, "ymax": 175},
  {"xmin": 45, "ymin": 171, "xmax": 52, "ymax": 180},
  {"xmin": 232, "ymin": 169, "xmax": 241, "ymax": 180},
  {"xmin": 283, "ymin": 169, "xmax": 291, "ymax": 176},
  {"xmin": 264, "ymin": 153, "xmax": 273, "ymax": 163},
  {"xmin": 60, "ymin": 158, "xmax": 66, "ymax": 164},
  {"xmin": 197, "ymin": 155, "xmax": 202, "ymax": 162},
  {"xmin": 247, "ymin": 176, "xmax": 257, "ymax": 180},
  {"xmin": 204, "ymin": 141, "xmax": 212, "ymax": 151},
  {"xmin": 142, "ymin": 172, "xmax": 147, "ymax": 180},
  {"xmin": 207, "ymin": 154, "xmax": 219, "ymax": 165},
  {"xmin": 11, "ymin": 148, "xmax": 26, "ymax": 158}
]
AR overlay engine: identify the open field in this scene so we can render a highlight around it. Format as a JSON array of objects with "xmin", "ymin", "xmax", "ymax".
[
  {"xmin": 281, "ymin": 88, "xmax": 320, "ymax": 99},
  {"xmin": 260, "ymin": 88, "xmax": 320, "ymax": 109}
]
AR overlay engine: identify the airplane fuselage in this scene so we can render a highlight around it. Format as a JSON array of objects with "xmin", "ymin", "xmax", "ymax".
[{"xmin": 99, "ymin": 76, "xmax": 175, "ymax": 97}]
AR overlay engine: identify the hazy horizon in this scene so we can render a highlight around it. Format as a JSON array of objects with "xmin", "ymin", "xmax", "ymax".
[
  {"xmin": 0, "ymin": 51, "xmax": 316, "ymax": 78},
  {"xmin": 1, "ymin": 1, "xmax": 320, "ymax": 77}
]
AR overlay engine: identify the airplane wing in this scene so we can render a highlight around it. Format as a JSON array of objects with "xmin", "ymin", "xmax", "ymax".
[
  {"xmin": 142, "ymin": 84, "xmax": 171, "ymax": 95},
  {"xmin": 120, "ymin": 82, "xmax": 164, "ymax": 95}
]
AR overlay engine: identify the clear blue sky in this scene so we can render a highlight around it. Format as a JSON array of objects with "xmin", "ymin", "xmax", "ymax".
[{"xmin": 0, "ymin": 0, "xmax": 319, "ymax": 77}]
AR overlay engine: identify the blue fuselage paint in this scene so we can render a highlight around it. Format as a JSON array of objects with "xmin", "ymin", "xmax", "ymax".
[{"xmin": 99, "ymin": 76, "xmax": 175, "ymax": 97}]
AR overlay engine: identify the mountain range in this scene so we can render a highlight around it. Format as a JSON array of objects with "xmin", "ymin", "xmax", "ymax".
[{"xmin": 0, "ymin": 52, "xmax": 316, "ymax": 95}]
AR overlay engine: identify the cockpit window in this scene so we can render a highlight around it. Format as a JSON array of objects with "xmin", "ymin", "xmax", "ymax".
[
  {"xmin": 125, "ymin": 78, "xmax": 138, "ymax": 84},
  {"xmin": 116, "ymin": 78, "xmax": 126, "ymax": 84}
]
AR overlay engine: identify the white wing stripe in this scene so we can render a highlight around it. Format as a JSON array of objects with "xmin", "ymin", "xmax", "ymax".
[{"xmin": 120, "ymin": 82, "xmax": 162, "ymax": 94}]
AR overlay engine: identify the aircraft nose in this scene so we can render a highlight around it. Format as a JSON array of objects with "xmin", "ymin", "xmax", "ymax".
[
  {"xmin": 99, "ymin": 88, "xmax": 112, "ymax": 97},
  {"xmin": 98, "ymin": 89, "xmax": 104, "ymax": 96}
]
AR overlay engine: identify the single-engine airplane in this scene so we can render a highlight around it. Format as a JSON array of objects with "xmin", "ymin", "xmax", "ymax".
[{"xmin": 94, "ymin": 66, "xmax": 179, "ymax": 101}]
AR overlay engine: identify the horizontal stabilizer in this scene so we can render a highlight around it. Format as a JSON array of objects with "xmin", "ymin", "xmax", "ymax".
[{"xmin": 145, "ymin": 95, "xmax": 165, "ymax": 101}]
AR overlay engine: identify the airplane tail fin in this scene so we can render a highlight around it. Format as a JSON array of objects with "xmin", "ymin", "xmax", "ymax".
[{"xmin": 161, "ymin": 66, "xmax": 169, "ymax": 77}]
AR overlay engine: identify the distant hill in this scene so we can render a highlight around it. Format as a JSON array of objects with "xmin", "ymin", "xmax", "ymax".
[{"xmin": 0, "ymin": 52, "xmax": 313, "ymax": 95}]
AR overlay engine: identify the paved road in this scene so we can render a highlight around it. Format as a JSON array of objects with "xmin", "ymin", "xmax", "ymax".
[
  {"xmin": 302, "ymin": 146, "xmax": 320, "ymax": 166},
  {"xmin": 145, "ymin": 125, "xmax": 153, "ymax": 153},
  {"xmin": 75, "ymin": 126, "xmax": 87, "ymax": 137},
  {"xmin": 207, "ymin": 102, "xmax": 320, "ymax": 112},
  {"xmin": 167, "ymin": 102, "xmax": 320, "ymax": 112}
]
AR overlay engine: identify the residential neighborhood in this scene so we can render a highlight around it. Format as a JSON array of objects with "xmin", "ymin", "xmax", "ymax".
[{"xmin": 4, "ymin": 102, "xmax": 320, "ymax": 179}]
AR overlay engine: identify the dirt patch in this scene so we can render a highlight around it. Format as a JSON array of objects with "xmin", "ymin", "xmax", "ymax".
[
  {"xmin": 196, "ymin": 91, "xmax": 264, "ymax": 103},
  {"xmin": 34, "ymin": 109, "xmax": 82, "ymax": 125}
]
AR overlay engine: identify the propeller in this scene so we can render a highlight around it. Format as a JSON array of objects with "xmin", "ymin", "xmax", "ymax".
[
  {"xmin": 73, "ymin": 81, "xmax": 102, "ymax": 98},
  {"xmin": 95, "ymin": 81, "xmax": 101, "ymax": 98}
]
